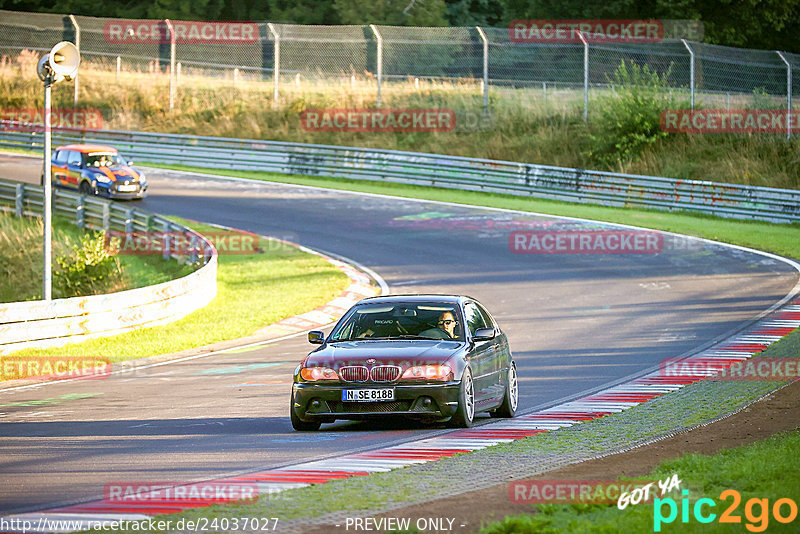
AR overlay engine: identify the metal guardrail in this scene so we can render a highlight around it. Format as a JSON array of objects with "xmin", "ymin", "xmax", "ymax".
[
  {"xmin": 1, "ymin": 122, "xmax": 799, "ymax": 223},
  {"xmin": 0, "ymin": 177, "xmax": 218, "ymax": 354}
]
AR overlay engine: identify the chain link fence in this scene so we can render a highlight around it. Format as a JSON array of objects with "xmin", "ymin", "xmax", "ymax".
[{"xmin": 0, "ymin": 9, "xmax": 797, "ymax": 136}]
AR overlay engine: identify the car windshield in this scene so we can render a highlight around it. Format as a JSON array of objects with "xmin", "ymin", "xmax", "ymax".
[
  {"xmin": 329, "ymin": 302, "xmax": 465, "ymax": 342},
  {"xmin": 85, "ymin": 152, "xmax": 126, "ymax": 168}
]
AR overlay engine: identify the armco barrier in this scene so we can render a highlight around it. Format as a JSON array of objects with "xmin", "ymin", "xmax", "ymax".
[
  {"xmin": 0, "ymin": 178, "xmax": 217, "ymax": 354},
  {"xmin": 1, "ymin": 122, "xmax": 799, "ymax": 223}
]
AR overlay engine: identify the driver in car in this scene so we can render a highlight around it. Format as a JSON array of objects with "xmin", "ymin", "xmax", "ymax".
[{"xmin": 437, "ymin": 311, "xmax": 458, "ymax": 339}]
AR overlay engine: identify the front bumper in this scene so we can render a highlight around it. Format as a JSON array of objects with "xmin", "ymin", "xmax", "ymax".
[
  {"xmin": 292, "ymin": 381, "xmax": 461, "ymax": 422},
  {"xmin": 96, "ymin": 183, "xmax": 148, "ymax": 200}
]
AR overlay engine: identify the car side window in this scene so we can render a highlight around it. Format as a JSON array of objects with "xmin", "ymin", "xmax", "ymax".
[
  {"xmin": 66, "ymin": 151, "xmax": 82, "ymax": 167},
  {"xmin": 476, "ymin": 303, "xmax": 495, "ymax": 329},
  {"xmin": 53, "ymin": 150, "xmax": 67, "ymax": 163},
  {"xmin": 464, "ymin": 302, "xmax": 487, "ymax": 336}
]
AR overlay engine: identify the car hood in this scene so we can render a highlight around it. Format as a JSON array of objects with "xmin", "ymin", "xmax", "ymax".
[
  {"xmin": 305, "ymin": 339, "xmax": 465, "ymax": 369},
  {"xmin": 88, "ymin": 166, "xmax": 141, "ymax": 182}
]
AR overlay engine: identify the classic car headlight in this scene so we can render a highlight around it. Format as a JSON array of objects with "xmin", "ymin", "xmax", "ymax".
[
  {"xmin": 300, "ymin": 367, "xmax": 339, "ymax": 381},
  {"xmin": 401, "ymin": 365, "xmax": 453, "ymax": 381}
]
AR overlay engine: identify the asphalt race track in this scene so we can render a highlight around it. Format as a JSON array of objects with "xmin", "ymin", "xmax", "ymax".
[{"xmin": 0, "ymin": 156, "xmax": 797, "ymax": 515}]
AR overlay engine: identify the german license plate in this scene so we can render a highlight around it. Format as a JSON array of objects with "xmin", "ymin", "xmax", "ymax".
[
  {"xmin": 342, "ymin": 388, "xmax": 395, "ymax": 402},
  {"xmin": 117, "ymin": 184, "xmax": 137, "ymax": 192}
]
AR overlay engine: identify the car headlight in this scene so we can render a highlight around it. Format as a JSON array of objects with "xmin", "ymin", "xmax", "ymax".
[
  {"xmin": 300, "ymin": 367, "xmax": 339, "ymax": 381},
  {"xmin": 401, "ymin": 365, "xmax": 453, "ymax": 381},
  {"xmin": 94, "ymin": 174, "xmax": 111, "ymax": 184},
  {"xmin": 137, "ymin": 171, "xmax": 146, "ymax": 184}
]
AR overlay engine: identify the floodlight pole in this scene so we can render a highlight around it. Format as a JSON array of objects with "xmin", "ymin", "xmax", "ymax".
[
  {"xmin": 69, "ymin": 15, "xmax": 80, "ymax": 105},
  {"xmin": 43, "ymin": 79, "xmax": 53, "ymax": 300}
]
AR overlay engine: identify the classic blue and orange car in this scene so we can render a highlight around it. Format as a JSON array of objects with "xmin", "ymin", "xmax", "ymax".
[{"xmin": 49, "ymin": 144, "xmax": 148, "ymax": 200}]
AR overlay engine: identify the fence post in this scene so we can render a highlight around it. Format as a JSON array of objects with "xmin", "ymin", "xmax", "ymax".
[
  {"xmin": 125, "ymin": 208, "xmax": 134, "ymax": 234},
  {"xmin": 370, "ymin": 24, "xmax": 383, "ymax": 107},
  {"xmin": 476, "ymin": 26, "xmax": 489, "ymax": 111},
  {"xmin": 776, "ymin": 51, "xmax": 792, "ymax": 140},
  {"xmin": 102, "ymin": 202, "xmax": 110, "ymax": 231},
  {"xmin": 76, "ymin": 195, "xmax": 84, "ymax": 228},
  {"xmin": 164, "ymin": 19, "xmax": 176, "ymax": 111},
  {"xmin": 116, "ymin": 56, "xmax": 121, "ymax": 80},
  {"xmin": 267, "ymin": 23, "xmax": 280, "ymax": 107},
  {"xmin": 682, "ymin": 39, "xmax": 695, "ymax": 110},
  {"xmin": 162, "ymin": 220, "xmax": 171, "ymax": 260},
  {"xmin": 69, "ymin": 15, "xmax": 80, "ymax": 106},
  {"xmin": 578, "ymin": 31, "xmax": 588, "ymax": 122},
  {"xmin": 15, "ymin": 184, "xmax": 23, "ymax": 216}
]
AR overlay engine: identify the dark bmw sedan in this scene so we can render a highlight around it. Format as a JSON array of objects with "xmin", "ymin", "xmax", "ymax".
[{"xmin": 290, "ymin": 295, "xmax": 518, "ymax": 430}]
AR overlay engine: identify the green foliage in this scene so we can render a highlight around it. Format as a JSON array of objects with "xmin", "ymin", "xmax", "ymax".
[
  {"xmin": 54, "ymin": 230, "xmax": 121, "ymax": 296},
  {"xmin": 335, "ymin": 0, "xmax": 448, "ymax": 26},
  {"xmin": 584, "ymin": 60, "xmax": 677, "ymax": 168},
  {"xmin": 479, "ymin": 513, "xmax": 556, "ymax": 533}
]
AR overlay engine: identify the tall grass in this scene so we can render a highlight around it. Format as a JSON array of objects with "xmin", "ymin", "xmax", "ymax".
[
  {"xmin": 1, "ymin": 52, "xmax": 798, "ymax": 189},
  {"xmin": 0, "ymin": 211, "xmax": 194, "ymax": 302}
]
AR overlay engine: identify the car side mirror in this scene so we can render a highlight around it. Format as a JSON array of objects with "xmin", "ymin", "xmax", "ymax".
[
  {"xmin": 308, "ymin": 330, "xmax": 325, "ymax": 344},
  {"xmin": 473, "ymin": 327, "xmax": 495, "ymax": 341},
  {"xmin": 127, "ymin": 160, "xmax": 134, "ymax": 165}
]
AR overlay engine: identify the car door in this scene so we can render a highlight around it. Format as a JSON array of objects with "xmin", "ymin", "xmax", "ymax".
[
  {"xmin": 463, "ymin": 301, "xmax": 497, "ymax": 406},
  {"xmin": 64, "ymin": 150, "xmax": 83, "ymax": 188},
  {"xmin": 475, "ymin": 302, "xmax": 507, "ymax": 402},
  {"xmin": 51, "ymin": 149, "xmax": 69, "ymax": 186}
]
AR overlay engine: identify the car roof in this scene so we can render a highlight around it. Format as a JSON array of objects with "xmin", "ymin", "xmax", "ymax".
[
  {"xmin": 358, "ymin": 294, "xmax": 471, "ymax": 305},
  {"xmin": 55, "ymin": 144, "xmax": 118, "ymax": 153}
]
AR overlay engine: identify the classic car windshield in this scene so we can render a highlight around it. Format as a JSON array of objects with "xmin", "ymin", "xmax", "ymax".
[{"xmin": 329, "ymin": 302, "xmax": 465, "ymax": 342}]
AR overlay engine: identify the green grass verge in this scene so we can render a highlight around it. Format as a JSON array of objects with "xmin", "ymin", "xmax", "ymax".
[
  {"xmin": 79, "ymin": 327, "xmax": 800, "ymax": 533},
  {"xmin": 0, "ymin": 211, "xmax": 193, "ymax": 302},
  {"xmin": 150, "ymin": 164, "xmax": 800, "ymax": 260},
  {"xmin": 480, "ymin": 431, "xmax": 800, "ymax": 533},
  {"xmin": 4, "ymin": 216, "xmax": 350, "ymax": 365}
]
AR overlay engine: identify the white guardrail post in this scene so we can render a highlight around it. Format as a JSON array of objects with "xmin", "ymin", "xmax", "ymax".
[
  {"xmin": 682, "ymin": 39, "xmax": 695, "ymax": 110},
  {"xmin": 776, "ymin": 51, "xmax": 792, "ymax": 141},
  {"xmin": 370, "ymin": 24, "xmax": 383, "ymax": 108},
  {"xmin": 68, "ymin": 15, "xmax": 80, "ymax": 106},
  {"xmin": 164, "ymin": 19, "xmax": 176, "ymax": 112},
  {"xmin": 476, "ymin": 26, "xmax": 489, "ymax": 111},
  {"xmin": 0, "ymin": 178, "xmax": 218, "ymax": 354},
  {"xmin": 578, "ymin": 31, "xmax": 588, "ymax": 122},
  {"xmin": 267, "ymin": 23, "xmax": 280, "ymax": 107}
]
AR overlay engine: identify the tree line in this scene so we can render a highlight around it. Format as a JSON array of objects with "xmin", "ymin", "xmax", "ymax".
[{"xmin": 1, "ymin": 0, "xmax": 798, "ymax": 53}]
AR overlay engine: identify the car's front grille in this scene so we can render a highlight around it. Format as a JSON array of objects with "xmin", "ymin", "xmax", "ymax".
[
  {"xmin": 370, "ymin": 365, "xmax": 401, "ymax": 382},
  {"xmin": 330, "ymin": 401, "xmax": 411, "ymax": 413},
  {"xmin": 339, "ymin": 366, "xmax": 369, "ymax": 382}
]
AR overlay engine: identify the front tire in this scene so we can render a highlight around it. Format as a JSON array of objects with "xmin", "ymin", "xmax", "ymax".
[
  {"xmin": 290, "ymin": 391, "xmax": 321, "ymax": 431},
  {"xmin": 79, "ymin": 181, "xmax": 94, "ymax": 196},
  {"xmin": 449, "ymin": 367, "xmax": 475, "ymax": 428},
  {"xmin": 491, "ymin": 362, "xmax": 518, "ymax": 418}
]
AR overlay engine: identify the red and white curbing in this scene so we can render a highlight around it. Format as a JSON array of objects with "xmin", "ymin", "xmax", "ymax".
[{"xmin": 4, "ymin": 298, "xmax": 799, "ymax": 532}]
